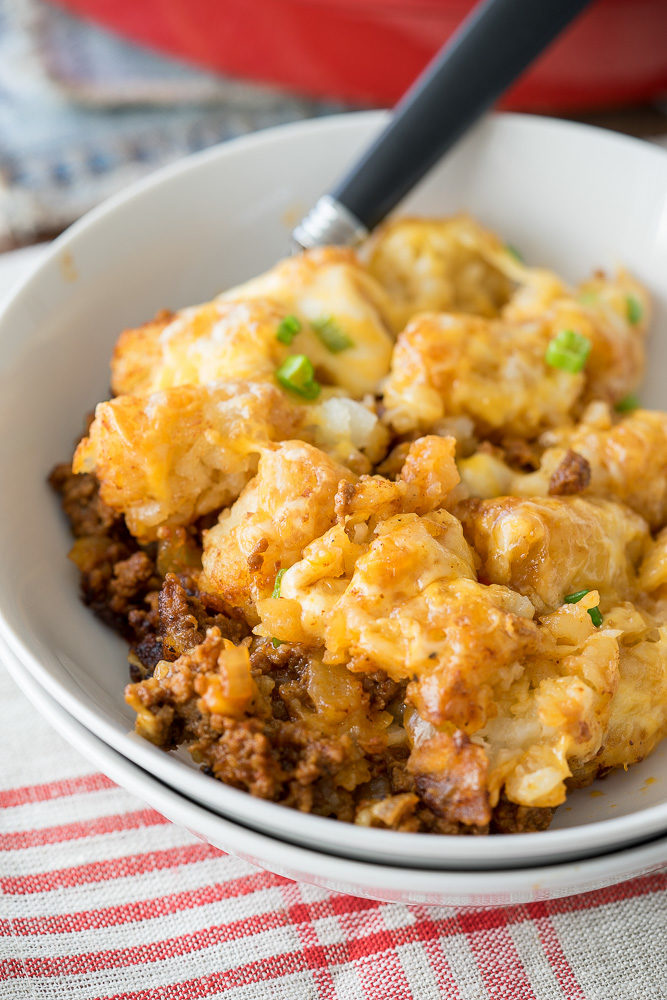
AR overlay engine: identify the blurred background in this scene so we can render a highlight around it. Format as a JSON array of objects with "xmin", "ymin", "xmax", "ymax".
[{"xmin": 2, "ymin": 0, "xmax": 666, "ymax": 253}]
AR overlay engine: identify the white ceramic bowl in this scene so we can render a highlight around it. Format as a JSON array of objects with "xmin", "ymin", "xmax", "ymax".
[
  {"xmin": 3, "ymin": 637, "xmax": 665, "ymax": 907},
  {"xmin": 0, "ymin": 112, "xmax": 666, "ymax": 870}
]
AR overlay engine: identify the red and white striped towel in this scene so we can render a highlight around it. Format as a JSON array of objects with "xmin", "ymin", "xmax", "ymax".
[{"xmin": 1, "ymin": 661, "xmax": 666, "ymax": 1000}]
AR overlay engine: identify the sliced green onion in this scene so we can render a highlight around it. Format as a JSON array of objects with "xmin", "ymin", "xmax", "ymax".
[
  {"xmin": 505, "ymin": 243, "xmax": 524, "ymax": 262},
  {"xmin": 275, "ymin": 354, "xmax": 321, "ymax": 400},
  {"xmin": 626, "ymin": 294, "xmax": 643, "ymax": 326},
  {"xmin": 271, "ymin": 637, "xmax": 283, "ymax": 648},
  {"xmin": 615, "ymin": 393, "xmax": 639, "ymax": 413},
  {"xmin": 564, "ymin": 589, "xmax": 603, "ymax": 627},
  {"xmin": 545, "ymin": 329, "xmax": 591, "ymax": 374},
  {"xmin": 564, "ymin": 589, "xmax": 591, "ymax": 604},
  {"xmin": 311, "ymin": 316, "xmax": 353, "ymax": 353},
  {"xmin": 276, "ymin": 314, "xmax": 301, "ymax": 345},
  {"xmin": 271, "ymin": 568, "xmax": 286, "ymax": 599},
  {"xmin": 588, "ymin": 606, "xmax": 603, "ymax": 628}
]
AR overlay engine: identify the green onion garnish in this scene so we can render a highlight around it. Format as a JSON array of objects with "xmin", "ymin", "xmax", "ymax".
[
  {"xmin": 275, "ymin": 354, "xmax": 321, "ymax": 400},
  {"xmin": 564, "ymin": 589, "xmax": 603, "ymax": 627},
  {"xmin": 505, "ymin": 244, "xmax": 524, "ymax": 262},
  {"xmin": 272, "ymin": 568, "xmax": 286, "ymax": 599},
  {"xmin": 276, "ymin": 315, "xmax": 301, "ymax": 345},
  {"xmin": 626, "ymin": 295, "xmax": 643, "ymax": 326},
  {"xmin": 311, "ymin": 316, "xmax": 353, "ymax": 353},
  {"xmin": 588, "ymin": 607, "xmax": 603, "ymax": 628},
  {"xmin": 545, "ymin": 329, "xmax": 591, "ymax": 374},
  {"xmin": 271, "ymin": 637, "xmax": 283, "ymax": 648},
  {"xmin": 564, "ymin": 590, "xmax": 591, "ymax": 604},
  {"xmin": 615, "ymin": 393, "xmax": 639, "ymax": 413}
]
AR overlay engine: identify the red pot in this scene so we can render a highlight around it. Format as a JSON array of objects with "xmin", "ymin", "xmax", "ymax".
[{"xmin": 49, "ymin": 0, "xmax": 667, "ymax": 110}]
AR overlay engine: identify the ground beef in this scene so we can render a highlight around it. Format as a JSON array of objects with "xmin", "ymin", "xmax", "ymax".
[
  {"xmin": 128, "ymin": 595, "xmax": 163, "ymax": 680},
  {"xmin": 50, "ymin": 457, "xmax": 158, "ymax": 637},
  {"xmin": 491, "ymin": 795, "xmax": 555, "ymax": 834},
  {"xmin": 76, "ymin": 539, "xmax": 159, "ymax": 638},
  {"xmin": 51, "ymin": 450, "xmax": 248, "ymax": 668},
  {"xmin": 109, "ymin": 552, "xmax": 157, "ymax": 610},
  {"xmin": 52, "ymin": 452, "xmax": 557, "ymax": 836},
  {"xmin": 360, "ymin": 671, "xmax": 403, "ymax": 712},
  {"xmin": 158, "ymin": 573, "xmax": 249, "ymax": 659},
  {"xmin": 197, "ymin": 718, "xmax": 283, "ymax": 799},
  {"xmin": 334, "ymin": 479, "xmax": 357, "ymax": 521},
  {"xmin": 199, "ymin": 720, "xmax": 360, "ymax": 817},
  {"xmin": 125, "ymin": 614, "xmax": 556, "ymax": 834},
  {"xmin": 49, "ymin": 464, "xmax": 121, "ymax": 539},
  {"xmin": 128, "ymin": 627, "xmax": 364, "ymax": 813},
  {"xmin": 249, "ymin": 640, "xmax": 314, "ymax": 720},
  {"xmin": 158, "ymin": 573, "xmax": 200, "ymax": 658},
  {"xmin": 250, "ymin": 638, "xmax": 313, "ymax": 677},
  {"xmin": 548, "ymin": 449, "xmax": 592, "ymax": 496},
  {"xmin": 269, "ymin": 724, "xmax": 356, "ymax": 818},
  {"xmin": 500, "ymin": 435, "xmax": 543, "ymax": 471}
]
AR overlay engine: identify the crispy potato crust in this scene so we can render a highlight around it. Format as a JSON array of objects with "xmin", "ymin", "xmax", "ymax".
[
  {"xmin": 73, "ymin": 381, "xmax": 302, "ymax": 541},
  {"xmin": 52, "ymin": 214, "xmax": 666, "ymax": 834}
]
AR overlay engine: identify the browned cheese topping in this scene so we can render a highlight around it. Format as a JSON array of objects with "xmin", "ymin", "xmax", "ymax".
[{"xmin": 51, "ymin": 216, "xmax": 667, "ymax": 834}]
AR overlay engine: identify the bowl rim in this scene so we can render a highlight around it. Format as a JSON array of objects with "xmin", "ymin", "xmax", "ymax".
[
  {"xmin": 2, "ymin": 106, "xmax": 667, "ymax": 330},
  {"xmin": 0, "ymin": 109, "xmax": 666, "ymax": 868},
  {"xmin": 3, "ymin": 635, "xmax": 666, "ymax": 905},
  {"xmin": 7, "ymin": 611, "xmax": 667, "ymax": 867}
]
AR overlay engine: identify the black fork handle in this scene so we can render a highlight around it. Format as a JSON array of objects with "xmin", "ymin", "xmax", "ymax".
[{"xmin": 326, "ymin": 0, "xmax": 592, "ymax": 236}]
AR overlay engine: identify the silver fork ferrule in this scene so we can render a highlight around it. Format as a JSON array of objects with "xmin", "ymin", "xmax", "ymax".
[{"xmin": 292, "ymin": 195, "xmax": 369, "ymax": 251}]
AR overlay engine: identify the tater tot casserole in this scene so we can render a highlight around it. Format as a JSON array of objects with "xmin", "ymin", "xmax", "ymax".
[{"xmin": 50, "ymin": 215, "xmax": 667, "ymax": 836}]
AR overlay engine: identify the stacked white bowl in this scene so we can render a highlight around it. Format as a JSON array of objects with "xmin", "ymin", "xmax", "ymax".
[{"xmin": 0, "ymin": 113, "xmax": 665, "ymax": 906}]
